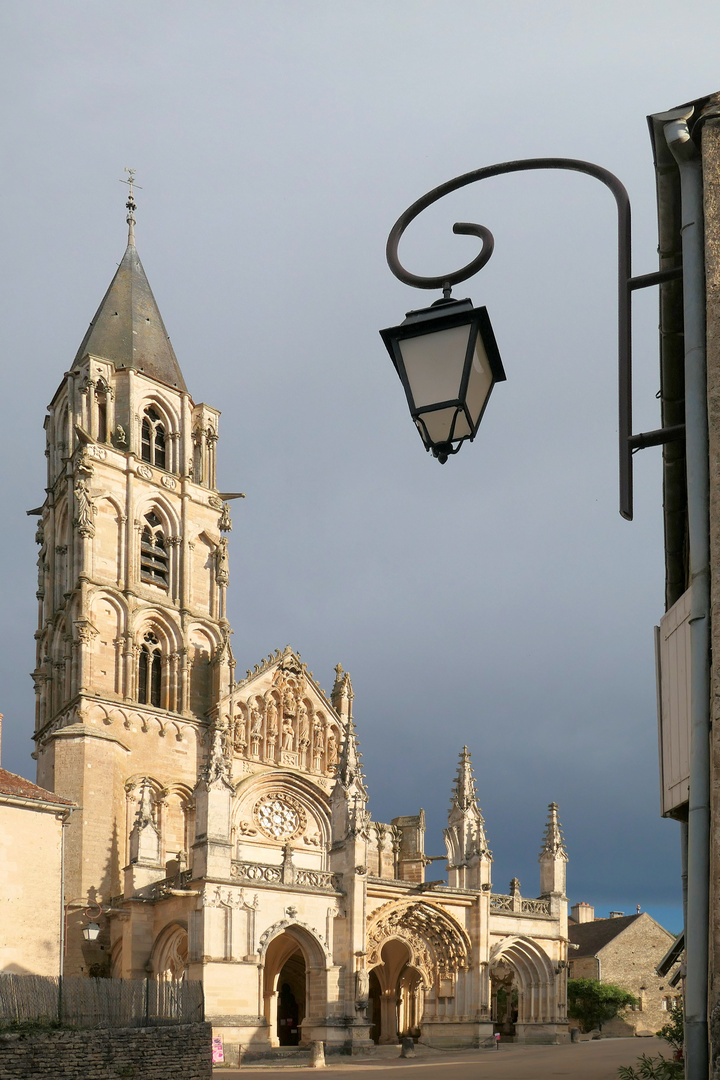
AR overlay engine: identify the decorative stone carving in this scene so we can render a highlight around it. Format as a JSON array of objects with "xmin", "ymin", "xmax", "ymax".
[
  {"xmin": 265, "ymin": 699, "xmax": 277, "ymax": 732},
  {"xmin": 215, "ymin": 537, "xmax": 229, "ymax": 586},
  {"xmin": 203, "ymin": 719, "xmax": 232, "ymax": 786},
  {"xmin": 219, "ymin": 502, "xmax": 232, "ymax": 532},
  {"xmin": 203, "ymin": 886, "xmax": 258, "ymax": 909},
  {"xmin": 161, "ymin": 475, "xmax": 176, "ymax": 489},
  {"xmin": 253, "ymin": 793, "xmax": 307, "ymax": 840},
  {"xmin": 136, "ymin": 464, "xmax": 153, "ymax": 480},
  {"xmin": 367, "ymin": 900, "xmax": 471, "ymax": 988},
  {"xmin": 73, "ymin": 478, "xmax": 96, "ymax": 538},
  {"xmin": 258, "ymin": 918, "xmax": 330, "ymax": 961},
  {"xmin": 87, "ymin": 444, "xmax": 107, "ymax": 460}
]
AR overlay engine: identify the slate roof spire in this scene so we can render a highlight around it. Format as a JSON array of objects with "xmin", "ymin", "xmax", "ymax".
[{"xmin": 72, "ymin": 175, "xmax": 187, "ymax": 392}]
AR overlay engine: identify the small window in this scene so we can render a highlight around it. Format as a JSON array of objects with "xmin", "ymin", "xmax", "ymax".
[
  {"xmin": 138, "ymin": 631, "xmax": 162, "ymax": 707},
  {"xmin": 141, "ymin": 407, "xmax": 168, "ymax": 469},
  {"xmin": 140, "ymin": 512, "xmax": 169, "ymax": 588}
]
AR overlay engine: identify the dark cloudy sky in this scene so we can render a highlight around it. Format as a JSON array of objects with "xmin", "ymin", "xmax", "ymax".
[{"xmin": 2, "ymin": 1, "xmax": 719, "ymax": 934}]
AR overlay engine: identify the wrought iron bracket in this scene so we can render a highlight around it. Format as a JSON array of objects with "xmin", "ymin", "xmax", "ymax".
[{"xmin": 386, "ymin": 157, "xmax": 683, "ymax": 520}]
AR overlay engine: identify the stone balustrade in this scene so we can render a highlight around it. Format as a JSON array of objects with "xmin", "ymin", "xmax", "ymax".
[
  {"xmin": 490, "ymin": 893, "xmax": 551, "ymax": 917},
  {"xmin": 230, "ymin": 860, "xmax": 341, "ymax": 892}
]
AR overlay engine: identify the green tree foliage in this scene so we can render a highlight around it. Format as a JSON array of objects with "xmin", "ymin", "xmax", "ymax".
[
  {"xmin": 617, "ymin": 1053, "xmax": 683, "ymax": 1080},
  {"xmin": 567, "ymin": 978, "xmax": 638, "ymax": 1033}
]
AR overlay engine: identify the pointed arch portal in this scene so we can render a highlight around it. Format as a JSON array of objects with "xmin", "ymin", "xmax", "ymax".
[
  {"xmin": 261, "ymin": 925, "xmax": 328, "ymax": 1048},
  {"xmin": 489, "ymin": 936, "xmax": 560, "ymax": 1035}
]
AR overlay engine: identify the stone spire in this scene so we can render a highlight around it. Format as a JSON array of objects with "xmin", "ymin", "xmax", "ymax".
[
  {"xmin": 539, "ymin": 802, "xmax": 568, "ymax": 897},
  {"xmin": 331, "ymin": 715, "xmax": 369, "ymax": 840},
  {"xmin": 444, "ymin": 747, "xmax": 491, "ymax": 890},
  {"xmin": 71, "ymin": 177, "xmax": 187, "ymax": 392},
  {"xmin": 539, "ymin": 802, "xmax": 568, "ymax": 860},
  {"xmin": 449, "ymin": 745, "xmax": 479, "ymax": 815},
  {"xmin": 335, "ymin": 715, "xmax": 366, "ymax": 796}
]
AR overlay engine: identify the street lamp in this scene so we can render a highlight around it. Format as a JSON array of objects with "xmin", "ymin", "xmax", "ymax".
[
  {"xmin": 380, "ymin": 296, "xmax": 505, "ymax": 463},
  {"xmin": 380, "ymin": 156, "xmax": 684, "ymax": 520}
]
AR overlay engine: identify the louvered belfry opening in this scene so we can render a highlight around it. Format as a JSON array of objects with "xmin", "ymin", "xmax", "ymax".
[
  {"xmin": 140, "ymin": 512, "xmax": 169, "ymax": 588},
  {"xmin": 141, "ymin": 407, "xmax": 167, "ymax": 469}
]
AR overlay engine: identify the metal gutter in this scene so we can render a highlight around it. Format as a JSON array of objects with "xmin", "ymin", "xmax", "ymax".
[{"xmin": 662, "ymin": 106, "xmax": 710, "ymax": 1080}]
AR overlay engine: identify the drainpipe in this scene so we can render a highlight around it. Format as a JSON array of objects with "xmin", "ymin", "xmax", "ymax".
[{"xmin": 664, "ymin": 110, "xmax": 710, "ymax": 1080}]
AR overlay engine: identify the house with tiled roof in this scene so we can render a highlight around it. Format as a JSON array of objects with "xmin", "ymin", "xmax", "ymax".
[
  {"xmin": 567, "ymin": 903, "xmax": 680, "ymax": 1035},
  {"xmin": 0, "ymin": 734, "xmax": 76, "ymax": 976}
]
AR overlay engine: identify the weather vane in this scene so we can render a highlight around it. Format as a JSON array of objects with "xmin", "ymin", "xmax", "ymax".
[{"xmin": 119, "ymin": 167, "xmax": 142, "ymax": 244}]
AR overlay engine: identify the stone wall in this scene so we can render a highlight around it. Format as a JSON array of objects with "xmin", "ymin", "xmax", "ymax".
[
  {"xmin": 704, "ymin": 115, "xmax": 720, "ymax": 1027},
  {"xmin": 0, "ymin": 801, "xmax": 64, "ymax": 977},
  {"xmin": 0, "ymin": 1022, "xmax": 212, "ymax": 1080}
]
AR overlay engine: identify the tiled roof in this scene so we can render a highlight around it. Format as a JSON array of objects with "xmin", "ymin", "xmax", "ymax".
[
  {"xmin": 0, "ymin": 768, "xmax": 74, "ymax": 806},
  {"xmin": 568, "ymin": 914, "xmax": 642, "ymax": 957}
]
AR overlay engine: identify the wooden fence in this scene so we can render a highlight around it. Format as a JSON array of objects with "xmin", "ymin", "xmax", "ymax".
[{"xmin": 0, "ymin": 975, "xmax": 204, "ymax": 1028}]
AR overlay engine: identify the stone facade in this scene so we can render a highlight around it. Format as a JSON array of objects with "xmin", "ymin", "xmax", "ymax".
[
  {"xmin": 30, "ymin": 195, "xmax": 571, "ymax": 1058},
  {"xmin": 0, "ymin": 1022, "xmax": 212, "ymax": 1080},
  {"xmin": 0, "ymin": 769, "xmax": 74, "ymax": 976},
  {"xmin": 568, "ymin": 908, "xmax": 680, "ymax": 1035}
]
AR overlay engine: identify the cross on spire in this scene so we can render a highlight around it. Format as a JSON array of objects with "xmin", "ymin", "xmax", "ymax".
[{"xmin": 119, "ymin": 167, "xmax": 142, "ymax": 246}]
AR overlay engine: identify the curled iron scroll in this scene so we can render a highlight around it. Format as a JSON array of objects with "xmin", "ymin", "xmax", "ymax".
[{"xmin": 384, "ymin": 157, "xmax": 634, "ymax": 519}]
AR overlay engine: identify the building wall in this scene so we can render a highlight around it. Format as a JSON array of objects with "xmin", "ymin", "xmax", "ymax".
[
  {"xmin": 0, "ymin": 802, "xmax": 65, "ymax": 976},
  {"xmin": 585, "ymin": 916, "xmax": 676, "ymax": 1035},
  {"xmin": 703, "ymin": 115, "xmax": 720, "ymax": 1028}
]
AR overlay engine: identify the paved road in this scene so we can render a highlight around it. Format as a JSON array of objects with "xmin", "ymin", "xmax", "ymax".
[{"xmin": 216, "ymin": 1037, "xmax": 669, "ymax": 1079}]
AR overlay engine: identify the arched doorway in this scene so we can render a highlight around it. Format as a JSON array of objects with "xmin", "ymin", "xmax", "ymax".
[
  {"xmin": 261, "ymin": 926, "xmax": 327, "ymax": 1048},
  {"xmin": 276, "ymin": 951, "xmax": 305, "ymax": 1045},
  {"xmin": 489, "ymin": 937, "xmax": 561, "ymax": 1041},
  {"xmin": 369, "ymin": 939, "xmax": 424, "ymax": 1044},
  {"xmin": 490, "ymin": 960, "xmax": 517, "ymax": 1037}
]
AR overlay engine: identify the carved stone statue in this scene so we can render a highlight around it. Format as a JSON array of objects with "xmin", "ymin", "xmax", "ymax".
[
  {"xmin": 265, "ymin": 698, "xmax": 278, "ymax": 732},
  {"xmin": 73, "ymin": 478, "xmax": 95, "ymax": 538},
  {"xmin": 135, "ymin": 778, "xmax": 155, "ymax": 829},
  {"xmin": 234, "ymin": 712, "xmax": 247, "ymax": 748},
  {"xmin": 282, "ymin": 719, "xmax": 295, "ymax": 751},
  {"xmin": 355, "ymin": 968, "xmax": 369, "ymax": 1007},
  {"xmin": 205, "ymin": 721, "xmax": 230, "ymax": 785},
  {"xmin": 326, "ymin": 731, "xmax": 338, "ymax": 768},
  {"xmin": 215, "ymin": 537, "xmax": 229, "ymax": 586},
  {"xmin": 297, "ymin": 701, "xmax": 309, "ymax": 744},
  {"xmin": 250, "ymin": 704, "xmax": 263, "ymax": 735},
  {"xmin": 283, "ymin": 690, "xmax": 297, "ymax": 718}
]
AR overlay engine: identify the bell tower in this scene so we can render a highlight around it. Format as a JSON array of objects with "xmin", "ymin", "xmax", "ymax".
[{"xmin": 32, "ymin": 179, "xmax": 236, "ymax": 971}]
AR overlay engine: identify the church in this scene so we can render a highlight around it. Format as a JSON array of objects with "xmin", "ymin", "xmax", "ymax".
[{"xmin": 29, "ymin": 182, "xmax": 571, "ymax": 1060}]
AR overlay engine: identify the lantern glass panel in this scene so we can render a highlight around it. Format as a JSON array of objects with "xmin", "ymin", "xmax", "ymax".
[
  {"xmin": 398, "ymin": 323, "xmax": 473, "ymax": 409},
  {"xmin": 464, "ymin": 336, "xmax": 494, "ymax": 430},
  {"xmin": 419, "ymin": 406, "xmax": 461, "ymax": 446}
]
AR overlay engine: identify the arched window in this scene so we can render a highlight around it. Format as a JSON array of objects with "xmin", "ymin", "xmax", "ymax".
[
  {"xmin": 141, "ymin": 407, "xmax": 167, "ymax": 469},
  {"xmin": 95, "ymin": 378, "xmax": 110, "ymax": 444},
  {"xmin": 140, "ymin": 512, "xmax": 169, "ymax": 588},
  {"xmin": 138, "ymin": 631, "xmax": 162, "ymax": 707}
]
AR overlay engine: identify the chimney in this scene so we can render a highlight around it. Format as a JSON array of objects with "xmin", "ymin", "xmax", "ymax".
[
  {"xmin": 570, "ymin": 901, "xmax": 595, "ymax": 923},
  {"xmin": 609, "ymin": 911, "xmax": 624, "ymax": 918}
]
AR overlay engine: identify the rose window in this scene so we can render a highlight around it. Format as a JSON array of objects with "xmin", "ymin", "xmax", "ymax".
[{"xmin": 253, "ymin": 794, "xmax": 305, "ymax": 840}]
